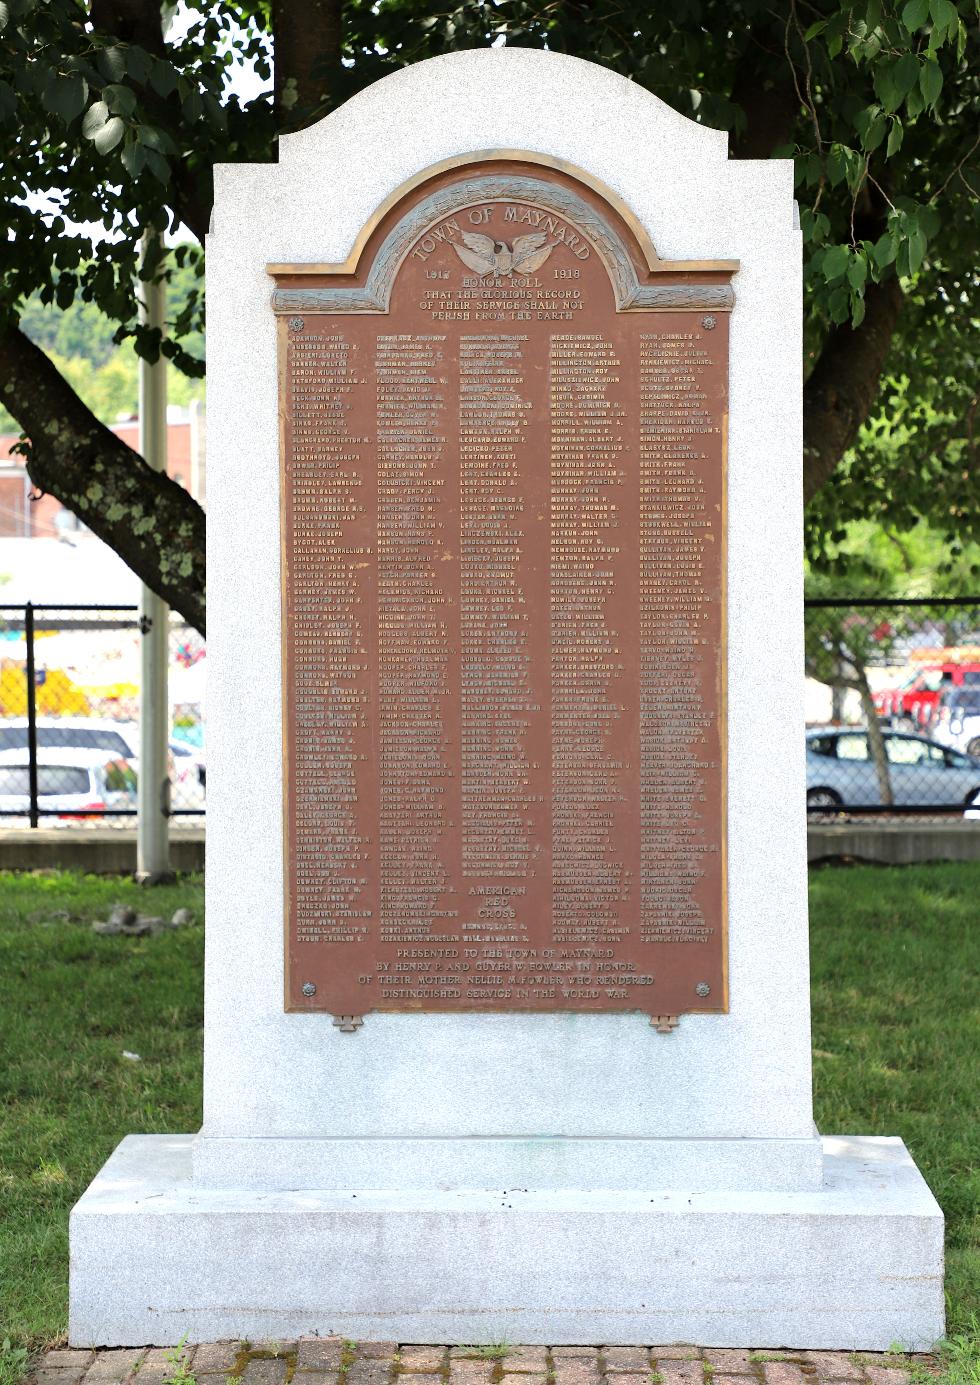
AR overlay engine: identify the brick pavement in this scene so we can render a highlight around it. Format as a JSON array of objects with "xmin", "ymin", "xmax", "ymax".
[{"xmin": 31, "ymin": 1339, "xmax": 934, "ymax": 1385}]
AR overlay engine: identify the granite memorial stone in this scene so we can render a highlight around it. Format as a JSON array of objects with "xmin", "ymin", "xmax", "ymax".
[{"xmin": 69, "ymin": 48, "xmax": 944, "ymax": 1350}]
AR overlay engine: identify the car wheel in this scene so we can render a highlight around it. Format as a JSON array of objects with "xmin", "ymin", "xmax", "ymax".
[
  {"xmin": 966, "ymin": 737, "xmax": 980, "ymax": 757},
  {"xmin": 807, "ymin": 787, "xmax": 842, "ymax": 812},
  {"xmin": 964, "ymin": 788, "xmax": 980, "ymax": 809}
]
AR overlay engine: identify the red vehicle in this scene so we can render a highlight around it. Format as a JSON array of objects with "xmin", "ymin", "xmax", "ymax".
[{"xmin": 874, "ymin": 656, "xmax": 980, "ymax": 728}]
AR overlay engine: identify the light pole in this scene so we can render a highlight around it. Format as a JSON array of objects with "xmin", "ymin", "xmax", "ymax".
[{"xmin": 136, "ymin": 228, "xmax": 172, "ymax": 883}]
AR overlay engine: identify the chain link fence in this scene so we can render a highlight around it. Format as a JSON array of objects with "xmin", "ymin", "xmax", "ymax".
[
  {"xmin": 805, "ymin": 596, "xmax": 980, "ymax": 819},
  {"xmin": 2, "ymin": 596, "xmax": 979, "ymax": 829},
  {"xmin": 0, "ymin": 603, "xmax": 205, "ymax": 827}
]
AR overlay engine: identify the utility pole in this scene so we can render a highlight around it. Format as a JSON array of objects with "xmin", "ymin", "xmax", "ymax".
[{"xmin": 136, "ymin": 228, "xmax": 172, "ymax": 882}]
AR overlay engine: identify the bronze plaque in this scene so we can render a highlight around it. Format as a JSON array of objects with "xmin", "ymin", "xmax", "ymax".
[{"xmin": 272, "ymin": 157, "xmax": 734, "ymax": 1023}]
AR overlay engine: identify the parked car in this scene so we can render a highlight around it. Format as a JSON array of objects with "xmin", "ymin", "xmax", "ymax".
[
  {"xmin": 872, "ymin": 662, "xmax": 980, "ymax": 729},
  {"xmin": 930, "ymin": 687, "xmax": 980, "ymax": 757},
  {"xmin": 0, "ymin": 747, "xmax": 137, "ymax": 820},
  {"xmin": 0, "ymin": 717, "xmax": 205, "ymax": 808},
  {"xmin": 806, "ymin": 727, "xmax": 980, "ymax": 809}
]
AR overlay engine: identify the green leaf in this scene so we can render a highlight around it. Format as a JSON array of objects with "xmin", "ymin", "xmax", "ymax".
[
  {"xmin": 92, "ymin": 115, "xmax": 124, "ymax": 154},
  {"xmin": 44, "ymin": 73, "xmax": 88, "ymax": 123},
  {"xmin": 873, "ymin": 231, "xmax": 898, "ymax": 266},
  {"xmin": 874, "ymin": 65, "xmax": 899, "ymax": 113},
  {"xmin": 98, "ymin": 46, "xmax": 127, "ymax": 82},
  {"xmin": 125, "ymin": 46, "xmax": 153, "ymax": 84},
  {"xmin": 851, "ymin": 294, "xmax": 866, "ymax": 328},
  {"xmin": 81, "ymin": 100, "xmax": 109, "ymax": 138},
  {"xmin": 893, "ymin": 53, "xmax": 920, "ymax": 101},
  {"xmin": 847, "ymin": 256, "xmax": 868, "ymax": 291},
  {"xmin": 136, "ymin": 124, "xmax": 176, "ymax": 155},
  {"xmin": 829, "ymin": 286, "xmax": 850, "ymax": 322},
  {"xmin": 822, "ymin": 244, "xmax": 850, "ymax": 280},
  {"xmin": 121, "ymin": 141, "xmax": 146, "ymax": 177},
  {"xmin": 907, "ymin": 225, "xmax": 928, "ymax": 274},
  {"xmin": 905, "ymin": 86, "xmax": 925, "ymax": 118},
  {"xmin": 864, "ymin": 111, "xmax": 886, "ymax": 152},
  {"xmin": 103, "ymin": 83, "xmax": 137, "ymax": 118},
  {"xmin": 902, "ymin": 0, "xmax": 929, "ymax": 27},
  {"xmin": 920, "ymin": 59, "xmax": 942, "ymax": 107},
  {"xmin": 149, "ymin": 59, "xmax": 177, "ymax": 97},
  {"xmin": 143, "ymin": 147, "xmax": 170, "ymax": 183},
  {"xmin": 804, "ymin": 18, "xmax": 829, "ymax": 39},
  {"xmin": 886, "ymin": 117, "xmax": 904, "ymax": 156},
  {"xmin": 201, "ymin": 93, "xmax": 226, "ymax": 132}
]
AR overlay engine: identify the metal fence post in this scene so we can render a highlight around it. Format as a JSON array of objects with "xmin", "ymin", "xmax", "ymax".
[
  {"xmin": 136, "ymin": 230, "xmax": 172, "ymax": 882},
  {"xmin": 24, "ymin": 601, "xmax": 38, "ymax": 829}
]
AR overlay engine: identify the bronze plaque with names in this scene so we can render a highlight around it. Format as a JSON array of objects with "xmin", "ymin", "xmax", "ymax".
[{"xmin": 272, "ymin": 156, "xmax": 735, "ymax": 1025}]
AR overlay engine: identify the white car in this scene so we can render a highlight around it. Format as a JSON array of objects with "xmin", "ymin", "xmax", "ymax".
[
  {"xmin": 0, "ymin": 717, "xmax": 205, "ymax": 810},
  {"xmin": 930, "ymin": 689, "xmax": 980, "ymax": 757},
  {"xmin": 0, "ymin": 746, "xmax": 137, "ymax": 821}
]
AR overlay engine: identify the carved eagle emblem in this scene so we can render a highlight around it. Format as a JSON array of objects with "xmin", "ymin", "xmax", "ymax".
[{"xmin": 452, "ymin": 231, "xmax": 555, "ymax": 276}]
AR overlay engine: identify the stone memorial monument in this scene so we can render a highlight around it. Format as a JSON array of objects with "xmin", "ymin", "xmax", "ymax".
[{"xmin": 70, "ymin": 49, "xmax": 943, "ymax": 1349}]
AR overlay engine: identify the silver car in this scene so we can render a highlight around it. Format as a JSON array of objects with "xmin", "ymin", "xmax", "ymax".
[{"xmin": 806, "ymin": 727, "xmax": 980, "ymax": 809}]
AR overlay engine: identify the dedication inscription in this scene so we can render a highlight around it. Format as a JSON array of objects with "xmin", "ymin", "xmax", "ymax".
[{"xmin": 272, "ymin": 157, "xmax": 735, "ymax": 1022}]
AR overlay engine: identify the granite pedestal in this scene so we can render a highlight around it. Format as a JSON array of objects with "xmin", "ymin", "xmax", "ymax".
[{"xmin": 69, "ymin": 48, "xmax": 944, "ymax": 1349}]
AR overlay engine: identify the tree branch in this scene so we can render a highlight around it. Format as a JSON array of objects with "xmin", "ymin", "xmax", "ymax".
[
  {"xmin": 802, "ymin": 276, "xmax": 904, "ymax": 504},
  {"xmin": 0, "ymin": 322, "xmax": 206, "ymax": 634}
]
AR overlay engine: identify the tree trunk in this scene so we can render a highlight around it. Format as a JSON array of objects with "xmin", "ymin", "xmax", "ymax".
[
  {"xmin": 859, "ymin": 674, "xmax": 894, "ymax": 806},
  {"xmin": 803, "ymin": 278, "xmax": 904, "ymax": 504},
  {"xmin": 273, "ymin": 0, "xmax": 344, "ymax": 131},
  {"xmin": 0, "ymin": 323, "xmax": 206, "ymax": 634}
]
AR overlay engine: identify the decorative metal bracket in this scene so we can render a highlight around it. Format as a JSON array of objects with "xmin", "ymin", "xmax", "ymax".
[
  {"xmin": 332, "ymin": 1015, "xmax": 364, "ymax": 1033},
  {"xmin": 651, "ymin": 1014, "xmax": 680, "ymax": 1034}
]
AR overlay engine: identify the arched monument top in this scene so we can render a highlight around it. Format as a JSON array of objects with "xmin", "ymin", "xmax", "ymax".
[
  {"xmin": 276, "ymin": 48, "xmax": 731, "ymax": 169},
  {"xmin": 267, "ymin": 153, "xmax": 739, "ymax": 316}
]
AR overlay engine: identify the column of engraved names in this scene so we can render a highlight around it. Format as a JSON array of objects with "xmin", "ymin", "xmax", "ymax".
[
  {"xmin": 549, "ymin": 334, "xmax": 631, "ymax": 946},
  {"xmin": 458, "ymin": 335, "xmax": 537, "ymax": 946},
  {"xmin": 376, "ymin": 334, "xmax": 457, "ymax": 945},
  {"xmin": 288, "ymin": 330, "xmax": 371, "ymax": 946},
  {"xmin": 638, "ymin": 330, "xmax": 717, "ymax": 945}
]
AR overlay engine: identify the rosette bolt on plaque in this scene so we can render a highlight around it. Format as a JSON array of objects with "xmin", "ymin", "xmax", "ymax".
[
  {"xmin": 288, "ymin": 316, "xmax": 305, "ymax": 332},
  {"xmin": 302, "ymin": 982, "xmax": 316, "ymax": 997},
  {"xmin": 701, "ymin": 314, "xmax": 717, "ymax": 331},
  {"xmin": 695, "ymin": 981, "xmax": 711, "ymax": 997}
]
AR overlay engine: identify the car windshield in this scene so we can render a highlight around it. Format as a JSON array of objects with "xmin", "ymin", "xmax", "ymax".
[
  {"xmin": 0, "ymin": 766, "xmax": 92, "ymax": 795},
  {"xmin": 0, "ymin": 726, "xmax": 131, "ymax": 754},
  {"xmin": 948, "ymin": 691, "xmax": 980, "ymax": 712}
]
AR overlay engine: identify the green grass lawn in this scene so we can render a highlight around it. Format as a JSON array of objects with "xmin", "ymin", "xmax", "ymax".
[{"xmin": 0, "ymin": 864, "xmax": 977, "ymax": 1354}]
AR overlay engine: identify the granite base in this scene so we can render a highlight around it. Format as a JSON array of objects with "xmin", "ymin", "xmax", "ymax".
[{"xmin": 69, "ymin": 1134, "xmax": 943, "ymax": 1350}]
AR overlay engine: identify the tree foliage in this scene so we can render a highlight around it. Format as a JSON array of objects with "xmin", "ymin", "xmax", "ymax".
[{"xmin": 0, "ymin": 0, "xmax": 978, "ymax": 632}]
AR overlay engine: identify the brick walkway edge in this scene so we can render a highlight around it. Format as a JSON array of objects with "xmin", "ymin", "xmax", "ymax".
[{"xmin": 32, "ymin": 1339, "xmax": 934, "ymax": 1385}]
